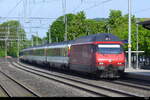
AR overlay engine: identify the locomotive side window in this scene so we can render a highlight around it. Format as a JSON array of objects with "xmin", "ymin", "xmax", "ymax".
[{"xmin": 97, "ymin": 44, "xmax": 123, "ymax": 54}]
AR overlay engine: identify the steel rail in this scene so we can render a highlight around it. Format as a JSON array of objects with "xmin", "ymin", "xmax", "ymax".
[
  {"xmin": 0, "ymin": 84, "xmax": 10, "ymax": 97},
  {"xmin": 12, "ymin": 61, "xmax": 140, "ymax": 97},
  {"xmin": 0, "ymin": 70, "xmax": 41, "ymax": 97}
]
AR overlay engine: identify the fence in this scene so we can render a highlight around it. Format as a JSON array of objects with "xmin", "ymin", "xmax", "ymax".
[{"xmin": 126, "ymin": 53, "xmax": 150, "ymax": 69}]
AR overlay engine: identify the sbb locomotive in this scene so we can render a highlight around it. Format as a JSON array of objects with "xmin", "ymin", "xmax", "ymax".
[{"xmin": 20, "ymin": 33, "xmax": 126, "ymax": 78}]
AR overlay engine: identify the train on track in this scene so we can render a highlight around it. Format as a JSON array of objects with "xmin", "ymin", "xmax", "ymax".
[{"xmin": 19, "ymin": 33, "xmax": 126, "ymax": 78}]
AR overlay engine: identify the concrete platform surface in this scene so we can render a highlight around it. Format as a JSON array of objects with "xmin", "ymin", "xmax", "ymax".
[
  {"xmin": 125, "ymin": 68, "xmax": 150, "ymax": 76},
  {"xmin": 125, "ymin": 68, "xmax": 150, "ymax": 81}
]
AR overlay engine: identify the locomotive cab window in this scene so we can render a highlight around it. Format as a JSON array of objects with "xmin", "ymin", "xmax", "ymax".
[{"xmin": 97, "ymin": 44, "xmax": 123, "ymax": 54}]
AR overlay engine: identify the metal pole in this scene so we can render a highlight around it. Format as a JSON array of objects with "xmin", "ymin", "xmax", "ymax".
[
  {"xmin": 5, "ymin": 38, "xmax": 7, "ymax": 57},
  {"xmin": 62, "ymin": 0, "xmax": 67, "ymax": 41},
  {"xmin": 17, "ymin": 26, "xmax": 19, "ymax": 58},
  {"xmin": 48, "ymin": 27, "xmax": 51, "ymax": 43},
  {"xmin": 31, "ymin": 35, "xmax": 33, "ymax": 46},
  {"xmin": 107, "ymin": 25, "xmax": 110, "ymax": 33},
  {"xmin": 128, "ymin": 0, "xmax": 132, "ymax": 69},
  {"xmin": 73, "ymin": 33, "xmax": 75, "ymax": 40},
  {"xmin": 4, "ymin": 24, "xmax": 9, "ymax": 62},
  {"xmin": 136, "ymin": 23, "xmax": 139, "ymax": 69},
  {"xmin": 56, "ymin": 37, "xmax": 58, "ymax": 42},
  {"xmin": 17, "ymin": 26, "xmax": 20, "ymax": 62},
  {"xmin": 65, "ymin": 15, "xmax": 67, "ymax": 41},
  {"xmin": 23, "ymin": 0, "xmax": 27, "ymax": 22},
  {"xmin": 36, "ymin": 32, "xmax": 38, "ymax": 45}
]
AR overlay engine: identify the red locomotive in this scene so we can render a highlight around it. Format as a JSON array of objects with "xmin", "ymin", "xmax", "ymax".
[{"xmin": 69, "ymin": 33, "xmax": 126, "ymax": 78}]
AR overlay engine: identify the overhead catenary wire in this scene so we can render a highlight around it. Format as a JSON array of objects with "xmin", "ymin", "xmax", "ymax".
[
  {"xmin": 72, "ymin": 0, "xmax": 106, "ymax": 13},
  {"xmin": 3, "ymin": 0, "xmax": 23, "ymax": 22},
  {"xmin": 22, "ymin": 0, "xmax": 61, "ymax": 41},
  {"xmin": 81, "ymin": 0, "xmax": 113, "ymax": 11},
  {"xmin": 134, "ymin": 7, "xmax": 150, "ymax": 14},
  {"xmin": 71, "ymin": 0, "xmax": 84, "ymax": 13},
  {"xmin": 1, "ymin": 0, "xmax": 115, "ymax": 42}
]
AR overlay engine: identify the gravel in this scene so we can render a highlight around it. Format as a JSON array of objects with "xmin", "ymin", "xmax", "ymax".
[{"xmin": 0, "ymin": 59, "xmax": 97, "ymax": 97}]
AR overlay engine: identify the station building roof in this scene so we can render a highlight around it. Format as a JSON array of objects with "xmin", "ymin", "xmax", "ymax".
[{"xmin": 138, "ymin": 20, "xmax": 150, "ymax": 30}]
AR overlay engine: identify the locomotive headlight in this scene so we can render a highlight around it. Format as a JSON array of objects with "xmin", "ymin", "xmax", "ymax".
[
  {"xmin": 99, "ymin": 62, "xmax": 104, "ymax": 65},
  {"xmin": 117, "ymin": 62, "xmax": 122, "ymax": 65}
]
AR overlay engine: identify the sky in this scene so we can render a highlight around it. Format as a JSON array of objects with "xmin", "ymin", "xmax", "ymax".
[{"xmin": 0, "ymin": 0, "xmax": 150, "ymax": 39}]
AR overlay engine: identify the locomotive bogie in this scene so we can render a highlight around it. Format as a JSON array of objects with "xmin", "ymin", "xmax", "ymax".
[{"xmin": 96, "ymin": 65, "xmax": 125, "ymax": 78}]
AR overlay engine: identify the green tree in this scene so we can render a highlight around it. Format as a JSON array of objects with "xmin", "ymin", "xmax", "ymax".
[
  {"xmin": 107, "ymin": 10, "xmax": 123, "ymax": 29},
  {"xmin": 68, "ymin": 11, "xmax": 87, "ymax": 40},
  {"xmin": 46, "ymin": 9, "xmax": 150, "ymax": 55},
  {"xmin": 32, "ymin": 35, "xmax": 43, "ymax": 46},
  {"xmin": 49, "ymin": 13, "xmax": 76, "ymax": 42},
  {"xmin": 0, "ymin": 20, "xmax": 26, "ymax": 57}
]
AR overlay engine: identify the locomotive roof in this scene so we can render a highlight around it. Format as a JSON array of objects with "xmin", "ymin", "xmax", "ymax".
[{"xmin": 73, "ymin": 33, "xmax": 121, "ymax": 44}]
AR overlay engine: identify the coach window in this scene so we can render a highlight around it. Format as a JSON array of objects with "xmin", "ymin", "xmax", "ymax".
[
  {"xmin": 41, "ymin": 49, "xmax": 44, "ymax": 56},
  {"xmin": 39, "ymin": 49, "xmax": 42, "ymax": 56},
  {"xmin": 35, "ymin": 49, "xmax": 37, "ymax": 55},
  {"xmin": 57, "ymin": 48, "xmax": 61, "ymax": 56},
  {"xmin": 38, "ymin": 49, "xmax": 40, "ymax": 56},
  {"xmin": 60, "ymin": 48, "xmax": 65, "ymax": 57},
  {"xmin": 33, "ymin": 49, "xmax": 35, "ymax": 56},
  {"xmin": 49, "ymin": 49, "xmax": 53, "ymax": 56},
  {"xmin": 65, "ymin": 47, "xmax": 68, "ymax": 57},
  {"xmin": 52, "ymin": 48, "xmax": 56, "ymax": 56}
]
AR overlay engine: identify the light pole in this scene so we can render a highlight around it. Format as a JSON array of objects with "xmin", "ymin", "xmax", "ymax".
[
  {"xmin": 48, "ymin": 27, "xmax": 51, "ymax": 43},
  {"xmin": 64, "ymin": 15, "xmax": 67, "ymax": 41},
  {"xmin": 128, "ymin": 0, "xmax": 132, "ymax": 69},
  {"xmin": 17, "ymin": 26, "xmax": 19, "ymax": 58},
  {"xmin": 36, "ymin": 32, "xmax": 38, "ymax": 46},
  {"xmin": 31, "ymin": 35, "xmax": 34, "ymax": 46},
  {"xmin": 136, "ymin": 23, "xmax": 139, "ymax": 69},
  {"xmin": 62, "ymin": 0, "xmax": 67, "ymax": 41},
  {"xmin": 17, "ymin": 26, "xmax": 21, "ymax": 62}
]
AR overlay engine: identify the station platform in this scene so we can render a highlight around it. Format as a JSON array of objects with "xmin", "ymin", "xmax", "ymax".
[{"xmin": 124, "ymin": 68, "xmax": 150, "ymax": 81}]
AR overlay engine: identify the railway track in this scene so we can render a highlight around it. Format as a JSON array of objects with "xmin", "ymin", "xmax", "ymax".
[
  {"xmin": 0, "ymin": 70, "xmax": 41, "ymax": 97},
  {"xmin": 11, "ymin": 61, "xmax": 144, "ymax": 97},
  {"xmin": 104, "ymin": 78, "xmax": 150, "ymax": 91},
  {"xmin": 0, "ymin": 84, "xmax": 10, "ymax": 97}
]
